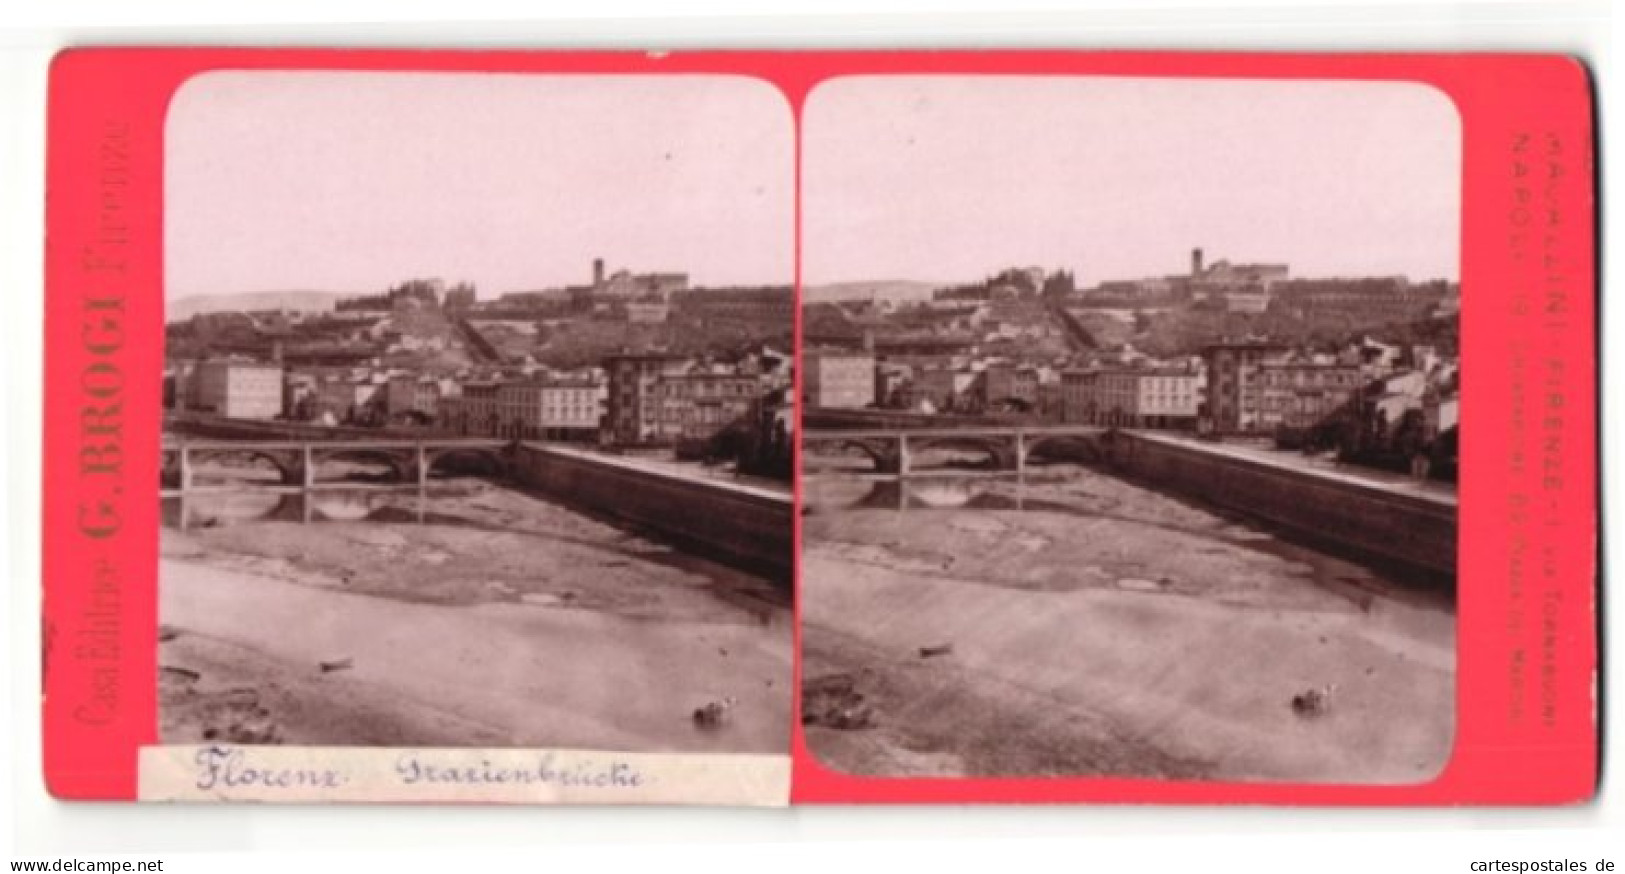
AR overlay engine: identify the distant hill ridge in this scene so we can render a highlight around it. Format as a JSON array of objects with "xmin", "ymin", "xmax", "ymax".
[
  {"xmin": 173, "ymin": 282, "xmax": 918, "ymax": 318},
  {"xmin": 166, "ymin": 290, "xmax": 356, "ymax": 321},
  {"xmin": 802, "ymin": 280, "xmax": 944, "ymax": 304}
]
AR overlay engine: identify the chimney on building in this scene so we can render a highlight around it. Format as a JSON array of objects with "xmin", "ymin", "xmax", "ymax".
[
  {"xmin": 1191, "ymin": 247, "xmax": 1205, "ymax": 278},
  {"xmin": 592, "ymin": 258, "xmax": 605, "ymax": 288}
]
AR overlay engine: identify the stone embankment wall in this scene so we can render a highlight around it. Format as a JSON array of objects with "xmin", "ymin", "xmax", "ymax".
[
  {"xmin": 1107, "ymin": 432, "xmax": 1457, "ymax": 577},
  {"xmin": 511, "ymin": 443, "xmax": 793, "ymax": 583}
]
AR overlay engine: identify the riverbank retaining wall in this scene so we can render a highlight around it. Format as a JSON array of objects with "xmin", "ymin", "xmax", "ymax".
[
  {"xmin": 510, "ymin": 443, "xmax": 793, "ymax": 584},
  {"xmin": 1106, "ymin": 432, "xmax": 1457, "ymax": 577}
]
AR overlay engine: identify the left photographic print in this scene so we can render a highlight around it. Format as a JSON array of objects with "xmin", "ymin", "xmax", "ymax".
[{"xmin": 151, "ymin": 71, "xmax": 795, "ymax": 799}]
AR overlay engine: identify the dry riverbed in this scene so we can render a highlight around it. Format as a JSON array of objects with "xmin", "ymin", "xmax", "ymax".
[
  {"xmin": 160, "ymin": 481, "xmax": 792, "ymax": 753},
  {"xmin": 801, "ymin": 465, "xmax": 1456, "ymax": 783}
]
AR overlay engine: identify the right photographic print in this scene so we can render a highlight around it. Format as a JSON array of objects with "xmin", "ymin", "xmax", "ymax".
[{"xmin": 799, "ymin": 76, "xmax": 1462, "ymax": 783}]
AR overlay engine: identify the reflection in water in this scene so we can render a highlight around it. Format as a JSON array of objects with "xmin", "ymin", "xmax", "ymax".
[
  {"xmin": 161, "ymin": 491, "xmax": 301, "ymax": 527},
  {"xmin": 806, "ymin": 472, "xmax": 1130, "ymax": 515},
  {"xmin": 804, "ymin": 474, "xmax": 1019, "ymax": 513},
  {"xmin": 804, "ymin": 467, "xmax": 1453, "ymax": 607},
  {"xmin": 160, "ymin": 487, "xmax": 472, "ymax": 529},
  {"xmin": 161, "ymin": 481, "xmax": 792, "ymax": 624}
]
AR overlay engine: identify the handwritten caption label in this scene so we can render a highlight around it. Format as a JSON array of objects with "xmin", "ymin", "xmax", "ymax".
[{"xmin": 140, "ymin": 745, "xmax": 789, "ymax": 806}]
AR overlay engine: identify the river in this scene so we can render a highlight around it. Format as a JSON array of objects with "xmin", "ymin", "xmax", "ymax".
[
  {"xmin": 800, "ymin": 461, "xmax": 1456, "ymax": 783},
  {"xmin": 159, "ymin": 464, "xmax": 792, "ymax": 753}
]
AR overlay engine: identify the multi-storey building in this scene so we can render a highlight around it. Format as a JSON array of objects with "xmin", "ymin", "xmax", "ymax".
[
  {"xmin": 1036, "ymin": 378, "xmax": 1065, "ymax": 419},
  {"xmin": 1130, "ymin": 368, "xmax": 1201, "ymax": 428},
  {"xmin": 1059, "ymin": 370, "xmax": 1098, "ymax": 424},
  {"xmin": 1269, "ymin": 277, "xmax": 1452, "ymax": 325},
  {"xmin": 803, "ymin": 350, "xmax": 875, "ymax": 409},
  {"xmin": 591, "ymin": 257, "xmax": 689, "ymax": 300},
  {"xmin": 676, "ymin": 287, "xmax": 795, "ymax": 328},
  {"xmin": 542, "ymin": 379, "xmax": 608, "ymax": 437},
  {"xmin": 437, "ymin": 393, "xmax": 465, "ymax": 433},
  {"xmin": 977, "ymin": 365, "xmax": 1041, "ymax": 412},
  {"xmin": 1062, "ymin": 367, "xmax": 1201, "ymax": 429},
  {"xmin": 313, "ymin": 374, "xmax": 382, "ymax": 424},
  {"xmin": 1253, "ymin": 363, "xmax": 1363, "ymax": 433},
  {"xmin": 494, "ymin": 378, "xmax": 605, "ymax": 440},
  {"xmin": 604, "ymin": 354, "xmax": 687, "ymax": 446},
  {"xmin": 624, "ymin": 301, "xmax": 670, "ymax": 324},
  {"xmin": 1199, "ymin": 341, "xmax": 1364, "ymax": 436},
  {"xmin": 385, "ymin": 374, "xmax": 442, "ymax": 422},
  {"xmin": 456, "ymin": 381, "xmax": 502, "ymax": 436},
  {"xmin": 911, "ymin": 367, "xmax": 978, "ymax": 412},
  {"xmin": 650, "ymin": 372, "xmax": 760, "ymax": 442},
  {"xmin": 190, "ymin": 360, "xmax": 284, "ymax": 420},
  {"xmin": 1199, "ymin": 341, "xmax": 1292, "ymax": 435}
]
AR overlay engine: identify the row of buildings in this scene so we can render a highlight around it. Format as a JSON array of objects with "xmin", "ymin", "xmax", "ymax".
[
  {"xmin": 804, "ymin": 337, "xmax": 1458, "ymax": 444},
  {"xmin": 1082, "ymin": 248, "xmax": 1458, "ymax": 320},
  {"xmin": 489, "ymin": 259, "xmax": 689, "ymax": 322},
  {"xmin": 168, "ymin": 348, "xmax": 790, "ymax": 449},
  {"xmin": 807, "ymin": 350, "xmax": 1063, "ymax": 418},
  {"xmin": 338, "ymin": 261, "xmax": 692, "ymax": 316},
  {"xmin": 806, "ymin": 348, "xmax": 1201, "ymax": 426}
]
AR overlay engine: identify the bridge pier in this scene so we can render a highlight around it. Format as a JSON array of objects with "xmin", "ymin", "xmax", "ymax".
[
  {"xmin": 803, "ymin": 425, "xmax": 1107, "ymax": 477},
  {"xmin": 416, "ymin": 444, "xmax": 429, "ymax": 523}
]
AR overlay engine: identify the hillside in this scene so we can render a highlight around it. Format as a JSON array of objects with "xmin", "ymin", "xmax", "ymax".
[
  {"xmin": 166, "ymin": 290, "xmax": 354, "ymax": 321},
  {"xmin": 1132, "ymin": 306, "xmax": 1459, "ymax": 359},
  {"xmin": 802, "ymin": 280, "xmax": 943, "ymax": 305}
]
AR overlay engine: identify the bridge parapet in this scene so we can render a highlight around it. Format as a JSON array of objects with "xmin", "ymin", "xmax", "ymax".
[
  {"xmin": 802, "ymin": 426, "xmax": 1108, "ymax": 475},
  {"xmin": 160, "ymin": 439, "xmax": 511, "ymax": 490}
]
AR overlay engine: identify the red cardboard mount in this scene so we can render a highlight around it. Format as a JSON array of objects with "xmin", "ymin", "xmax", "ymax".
[{"xmin": 43, "ymin": 49, "xmax": 1596, "ymax": 804}]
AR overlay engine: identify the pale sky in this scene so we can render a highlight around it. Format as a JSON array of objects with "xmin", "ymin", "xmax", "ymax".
[
  {"xmin": 166, "ymin": 72, "xmax": 794, "ymax": 300},
  {"xmin": 803, "ymin": 76, "xmax": 1461, "ymax": 287}
]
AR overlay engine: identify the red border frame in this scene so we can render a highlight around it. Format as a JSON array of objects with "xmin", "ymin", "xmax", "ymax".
[{"xmin": 42, "ymin": 48, "xmax": 1597, "ymax": 804}]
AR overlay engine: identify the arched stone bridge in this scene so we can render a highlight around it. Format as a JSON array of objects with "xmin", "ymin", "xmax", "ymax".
[
  {"xmin": 160, "ymin": 438, "xmax": 511, "ymax": 491},
  {"xmin": 802, "ymin": 426, "xmax": 1109, "ymax": 475}
]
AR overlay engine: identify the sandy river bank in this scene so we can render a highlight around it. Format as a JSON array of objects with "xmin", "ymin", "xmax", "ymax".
[
  {"xmin": 801, "ymin": 465, "xmax": 1455, "ymax": 782},
  {"xmin": 160, "ymin": 480, "xmax": 791, "ymax": 753}
]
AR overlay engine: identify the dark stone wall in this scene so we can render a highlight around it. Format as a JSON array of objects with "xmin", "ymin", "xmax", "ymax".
[
  {"xmin": 1108, "ymin": 432, "xmax": 1457, "ymax": 577},
  {"xmin": 511, "ymin": 444, "xmax": 792, "ymax": 585}
]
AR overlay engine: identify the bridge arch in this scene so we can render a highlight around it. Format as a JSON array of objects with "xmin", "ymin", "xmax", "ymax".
[
  {"xmin": 801, "ymin": 426, "xmax": 1109, "ymax": 477},
  {"xmin": 906, "ymin": 435, "xmax": 1015, "ymax": 471},
  {"xmin": 802, "ymin": 436, "xmax": 899, "ymax": 473},
  {"xmin": 425, "ymin": 445, "xmax": 508, "ymax": 479},
  {"xmin": 169, "ymin": 491, "xmax": 305, "ymax": 528},
  {"xmin": 1023, "ymin": 432, "xmax": 1106, "ymax": 464},
  {"xmin": 309, "ymin": 447, "xmax": 412, "ymax": 484},
  {"xmin": 177, "ymin": 446, "xmax": 303, "ymax": 486}
]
